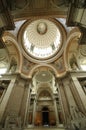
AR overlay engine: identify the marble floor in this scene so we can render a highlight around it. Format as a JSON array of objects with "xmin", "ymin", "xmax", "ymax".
[
  {"xmin": 24, "ymin": 129, "xmax": 65, "ymax": 130},
  {"xmin": 24, "ymin": 126, "xmax": 65, "ymax": 130}
]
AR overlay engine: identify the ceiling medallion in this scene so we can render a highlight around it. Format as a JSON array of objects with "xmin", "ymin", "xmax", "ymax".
[{"xmin": 37, "ymin": 22, "xmax": 47, "ymax": 35}]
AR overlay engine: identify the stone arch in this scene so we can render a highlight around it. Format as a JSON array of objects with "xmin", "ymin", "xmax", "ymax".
[
  {"xmin": 2, "ymin": 32, "xmax": 23, "ymax": 73},
  {"xmin": 63, "ymin": 28, "xmax": 81, "ymax": 71},
  {"xmin": 37, "ymin": 82, "xmax": 53, "ymax": 99},
  {"xmin": 28, "ymin": 64, "xmax": 58, "ymax": 78}
]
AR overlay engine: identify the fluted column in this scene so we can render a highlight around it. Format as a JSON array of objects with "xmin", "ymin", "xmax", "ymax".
[
  {"xmin": 63, "ymin": 79, "xmax": 77, "ymax": 120},
  {"xmin": 69, "ymin": 78, "xmax": 85, "ymax": 114},
  {"xmin": 0, "ymin": 75, "xmax": 16, "ymax": 122},
  {"xmin": 53, "ymin": 98, "xmax": 59, "ymax": 126},
  {"xmin": 23, "ymin": 81, "xmax": 31, "ymax": 127},
  {"xmin": 32, "ymin": 98, "xmax": 36, "ymax": 126},
  {"xmin": 57, "ymin": 81, "xmax": 70, "ymax": 125},
  {"xmin": 72, "ymin": 77, "xmax": 86, "ymax": 110}
]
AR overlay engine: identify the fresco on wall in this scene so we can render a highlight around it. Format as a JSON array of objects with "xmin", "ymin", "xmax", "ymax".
[
  {"xmin": 52, "ymin": 56, "xmax": 66, "ymax": 73},
  {"xmin": 22, "ymin": 57, "xmax": 35, "ymax": 74}
]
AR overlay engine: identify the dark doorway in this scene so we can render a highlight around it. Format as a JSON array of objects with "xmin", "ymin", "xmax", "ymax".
[{"xmin": 42, "ymin": 107, "xmax": 49, "ymax": 126}]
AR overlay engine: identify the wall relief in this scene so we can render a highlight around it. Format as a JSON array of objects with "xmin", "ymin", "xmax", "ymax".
[{"xmin": 22, "ymin": 57, "xmax": 35, "ymax": 74}]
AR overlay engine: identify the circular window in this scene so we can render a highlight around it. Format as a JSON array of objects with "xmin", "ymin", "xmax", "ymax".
[{"xmin": 23, "ymin": 19, "xmax": 62, "ymax": 59}]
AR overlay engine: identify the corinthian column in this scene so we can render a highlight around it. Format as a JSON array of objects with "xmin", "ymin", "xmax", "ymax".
[{"xmin": 32, "ymin": 98, "xmax": 36, "ymax": 126}]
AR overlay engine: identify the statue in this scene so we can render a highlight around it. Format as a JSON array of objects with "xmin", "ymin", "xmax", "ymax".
[
  {"xmin": 9, "ymin": 57, "xmax": 17, "ymax": 73},
  {"xmin": 69, "ymin": 54, "xmax": 79, "ymax": 70}
]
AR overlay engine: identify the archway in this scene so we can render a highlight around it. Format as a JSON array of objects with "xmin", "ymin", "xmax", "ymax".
[{"xmin": 42, "ymin": 107, "xmax": 49, "ymax": 126}]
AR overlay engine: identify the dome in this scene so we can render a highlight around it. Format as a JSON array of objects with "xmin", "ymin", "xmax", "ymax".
[
  {"xmin": 23, "ymin": 19, "xmax": 62, "ymax": 59},
  {"xmin": 35, "ymin": 71, "xmax": 53, "ymax": 82}
]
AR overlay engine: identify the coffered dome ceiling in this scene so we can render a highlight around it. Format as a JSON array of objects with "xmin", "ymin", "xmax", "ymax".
[
  {"xmin": 35, "ymin": 71, "xmax": 53, "ymax": 82},
  {"xmin": 18, "ymin": 18, "xmax": 66, "ymax": 63},
  {"xmin": 23, "ymin": 19, "xmax": 61, "ymax": 59}
]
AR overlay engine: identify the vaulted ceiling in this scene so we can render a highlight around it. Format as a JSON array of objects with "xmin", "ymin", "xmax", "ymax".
[{"xmin": 0, "ymin": 0, "xmax": 86, "ymax": 80}]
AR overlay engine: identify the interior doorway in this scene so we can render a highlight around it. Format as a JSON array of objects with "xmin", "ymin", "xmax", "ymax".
[{"xmin": 42, "ymin": 107, "xmax": 49, "ymax": 126}]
